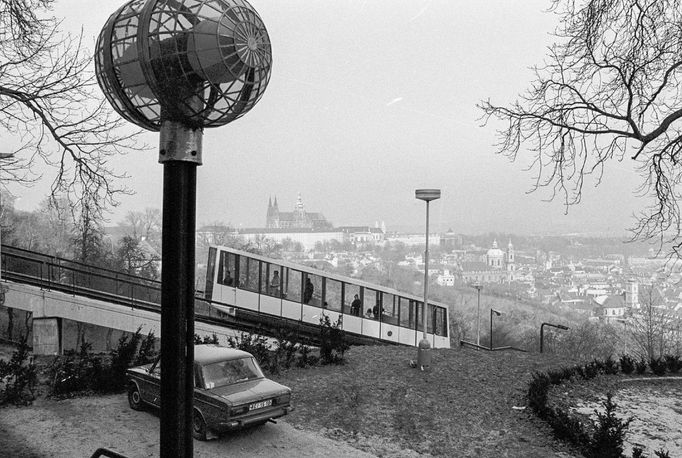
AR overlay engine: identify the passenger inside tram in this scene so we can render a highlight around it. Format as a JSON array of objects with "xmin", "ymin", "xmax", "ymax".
[{"xmin": 222, "ymin": 269, "xmax": 234, "ymax": 286}]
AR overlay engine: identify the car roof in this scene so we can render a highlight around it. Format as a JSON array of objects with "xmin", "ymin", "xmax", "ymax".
[{"xmin": 194, "ymin": 345, "xmax": 253, "ymax": 365}]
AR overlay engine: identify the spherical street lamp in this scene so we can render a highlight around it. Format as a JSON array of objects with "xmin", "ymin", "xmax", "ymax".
[
  {"xmin": 95, "ymin": 2, "xmax": 271, "ymax": 456},
  {"xmin": 415, "ymin": 188, "xmax": 440, "ymax": 369}
]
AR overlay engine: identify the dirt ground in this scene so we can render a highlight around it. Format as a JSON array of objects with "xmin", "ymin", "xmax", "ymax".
[
  {"xmin": 0, "ymin": 394, "xmax": 381, "ymax": 458},
  {"xmin": 572, "ymin": 379, "xmax": 682, "ymax": 456}
]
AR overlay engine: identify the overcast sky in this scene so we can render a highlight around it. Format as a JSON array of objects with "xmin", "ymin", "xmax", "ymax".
[{"xmin": 10, "ymin": 0, "xmax": 643, "ymax": 236}]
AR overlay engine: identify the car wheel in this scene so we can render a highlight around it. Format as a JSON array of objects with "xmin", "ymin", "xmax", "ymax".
[
  {"xmin": 127, "ymin": 384, "xmax": 145, "ymax": 411},
  {"xmin": 192, "ymin": 410, "xmax": 208, "ymax": 441}
]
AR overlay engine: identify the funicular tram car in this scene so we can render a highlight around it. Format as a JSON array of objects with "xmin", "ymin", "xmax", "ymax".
[{"xmin": 205, "ymin": 246, "xmax": 450, "ymax": 348}]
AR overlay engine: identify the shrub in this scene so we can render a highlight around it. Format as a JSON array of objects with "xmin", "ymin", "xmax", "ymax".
[
  {"xmin": 649, "ymin": 358, "xmax": 667, "ymax": 376},
  {"xmin": 547, "ymin": 368, "xmax": 566, "ymax": 385},
  {"xmin": 527, "ymin": 372, "xmax": 551, "ymax": 416},
  {"xmin": 635, "ymin": 358, "xmax": 648, "ymax": 375},
  {"xmin": 297, "ymin": 344, "xmax": 316, "ymax": 368},
  {"xmin": 547, "ymin": 406, "xmax": 589, "ymax": 446},
  {"xmin": 49, "ymin": 327, "xmax": 156, "ymax": 395},
  {"xmin": 619, "ymin": 355, "xmax": 635, "ymax": 374},
  {"xmin": 318, "ymin": 315, "xmax": 349, "ymax": 365},
  {"xmin": 603, "ymin": 356, "xmax": 619, "ymax": 375},
  {"xmin": 584, "ymin": 361, "xmax": 599, "ymax": 379},
  {"xmin": 664, "ymin": 355, "xmax": 682, "ymax": 374},
  {"xmin": 587, "ymin": 393, "xmax": 631, "ymax": 458},
  {"xmin": 226, "ymin": 332, "xmax": 272, "ymax": 368},
  {"xmin": 194, "ymin": 333, "xmax": 219, "ymax": 345},
  {"xmin": 0, "ymin": 335, "xmax": 37, "ymax": 405}
]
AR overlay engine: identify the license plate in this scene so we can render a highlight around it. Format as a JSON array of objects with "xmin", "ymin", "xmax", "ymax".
[{"xmin": 249, "ymin": 399, "xmax": 272, "ymax": 411}]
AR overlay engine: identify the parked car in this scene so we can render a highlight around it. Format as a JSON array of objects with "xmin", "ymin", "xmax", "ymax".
[{"xmin": 126, "ymin": 344, "xmax": 293, "ymax": 440}]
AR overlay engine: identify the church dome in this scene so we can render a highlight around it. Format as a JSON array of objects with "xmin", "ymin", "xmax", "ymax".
[{"xmin": 486, "ymin": 239, "xmax": 504, "ymax": 258}]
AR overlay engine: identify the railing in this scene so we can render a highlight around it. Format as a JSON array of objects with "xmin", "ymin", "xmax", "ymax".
[{"xmin": 0, "ymin": 244, "xmax": 384, "ymax": 346}]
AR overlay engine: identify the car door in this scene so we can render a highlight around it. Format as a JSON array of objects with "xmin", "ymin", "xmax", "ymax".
[{"xmin": 143, "ymin": 359, "xmax": 162, "ymax": 407}]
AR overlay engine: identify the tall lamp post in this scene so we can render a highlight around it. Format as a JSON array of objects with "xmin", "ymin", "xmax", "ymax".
[
  {"xmin": 415, "ymin": 188, "xmax": 440, "ymax": 369},
  {"xmin": 490, "ymin": 308, "xmax": 501, "ymax": 350},
  {"xmin": 540, "ymin": 322, "xmax": 569, "ymax": 353},
  {"xmin": 95, "ymin": 2, "xmax": 271, "ymax": 456},
  {"xmin": 473, "ymin": 283, "xmax": 482, "ymax": 347}
]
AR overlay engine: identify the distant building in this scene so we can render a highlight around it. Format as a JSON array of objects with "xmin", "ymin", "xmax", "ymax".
[
  {"xmin": 459, "ymin": 239, "xmax": 516, "ymax": 284},
  {"xmin": 266, "ymin": 194, "xmax": 332, "ymax": 230},
  {"xmin": 593, "ymin": 294, "xmax": 626, "ymax": 323},
  {"xmin": 440, "ymin": 229, "xmax": 462, "ymax": 251}
]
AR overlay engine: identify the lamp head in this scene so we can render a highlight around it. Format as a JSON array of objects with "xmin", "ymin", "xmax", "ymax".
[
  {"xmin": 95, "ymin": 0, "xmax": 272, "ymax": 131},
  {"xmin": 415, "ymin": 189, "xmax": 441, "ymax": 202},
  {"xmin": 558, "ymin": 324, "xmax": 569, "ymax": 330},
  {"xmin": 491, "ymin": 309, "xmax": 501, "ymax": 316}
]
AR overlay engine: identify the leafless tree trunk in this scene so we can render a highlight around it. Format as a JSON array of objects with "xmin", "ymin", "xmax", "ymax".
[
  {"xmin": 628, "ymin": 284, "xmax": 674, "ymax": 360},
  {"xmin": 479, "ymin": 0, "xmax": 682, "ymax": 254}
]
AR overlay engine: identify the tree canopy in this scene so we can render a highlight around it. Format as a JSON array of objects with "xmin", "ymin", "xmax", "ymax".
[
  {"xmin": 480, "ymin": 0, "xmax": 682, "ymax": 254},
  {"xmin": 0, "ymin": 0, "xmax": 143, "ymax": 218}
]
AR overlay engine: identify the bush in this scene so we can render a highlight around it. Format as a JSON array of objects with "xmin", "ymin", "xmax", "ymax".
[
  {"xmin": 664, "ymin": 354, "xmax": 682, "ymax": 374},
  {"xmin": 619, "ymin": 355, "xmax": 635, "ymax": 374},
  {"xmin": 587, "ymin": 393, "xmax": 631, "ymax": 458},
  {"xmin": 649, "ymin": 358, "xmax": 667, "ymax": 376},
  {"xmin": 584, "ymin": 361, "xmax": 599, "ymax": 379},
  {"xmin": 49, "ymin": 327, "xmax": 156, "ymax": 395},
  {"xmin": 527, "ymin": 372, "xmax": 551, "ymax": 416},
  {"xmin": 297, "ymin": 344, "xmax": 317, "ymax": 368},
  {"xmin": 226, "ymin": 332, "xmax": 272, "ymax": 368},
  {"xmin": 194, "ymin": 333, "xmax": 219, "ymax": 345},
  {"xmin": 0, "ymin": 335, "xmax": 37, "ymax": 405},
  {"xmin": 603, "ymin": 356, "xmax": 619, "ymax": 375},
  {"xmin": 318, "ymin": 315, "xmax": 349, "ymax": 365},
  {"xmin": 635, "ymin": 358, "xmax": 648, "ymax": 375}
]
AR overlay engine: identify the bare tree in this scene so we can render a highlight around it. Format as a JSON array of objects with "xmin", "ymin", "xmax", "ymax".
[
  {"xmin": 0, "ymin": 0, "xmax": 144, "ymax": 217},
  {"xmin": 479, "ymin": 0, "xmax": 682, "ymax": 253},
  {"xmin": 628, "ymin": 284, "xmax": 677, "ymax": 360}
]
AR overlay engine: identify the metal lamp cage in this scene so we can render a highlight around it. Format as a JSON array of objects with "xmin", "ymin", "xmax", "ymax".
[{"xmin": 95, "ymin": 0, "xmax": 272, "ymax": 131}]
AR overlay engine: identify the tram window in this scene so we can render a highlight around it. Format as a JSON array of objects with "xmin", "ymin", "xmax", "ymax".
[
  {"xmin": 260, "ymin": 262, "xmax": 282, "ymax": 298},
  {"xmin": 427, "ymin": 304, "xmax": 436, "ymax": 334},
  {"xmin": 399, "ymin": 297, "xmax": 412, "ymax": 328},
  {"xmin": 303, "ymin": 273, "xmax": 322, "ymax": 306},
  {"xmin": 324, "ymin": 278, "xmax": 342, "ymax": 312},
  {"xmin": 344, "ymin": 284, "xmax": 361, "ymax": 316},
  {"xmin": 415, "ymin": 301, "xmax": 424, "ymax": 330},
  {"xmin": 434, "ymin": 306, "xmax": 447, "ymax": 336},
  {"xmin": 284, "ymin": 268, "xmax": 302, "ymax": 302},
  {"xmin": 239, "ymin": 257, "xmax": 259, "ymax": 292},
  {"xmin": 381, "ymin": 293, "xmax": 398, "ymax": 325},
  {"xmin": 268, "ymin": 264, "xmax": 282, "ymax": 298},
  {"xmin": 217, "ymin": 251, "xmax": 237, "ymax": 286},
  {"xmin": 366, "ymin": 288, "xmax": 381, "ymax": 319}
]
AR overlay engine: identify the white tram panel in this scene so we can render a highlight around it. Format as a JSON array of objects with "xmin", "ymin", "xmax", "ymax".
[
  {"xmin": 259, "ymin": 294, "xmax": 281, "ymax": 316},
  {"xmin": 381, "ymin": 323, "xmax": 401, "ymax": 344},
  {"xmin": 281, "ymin": 299, "xmax": 302, "ymax": 321}
]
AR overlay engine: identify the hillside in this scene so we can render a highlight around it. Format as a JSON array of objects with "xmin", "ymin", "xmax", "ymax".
[{"xmin": 273, "ymin": 345, "xmax": 579, "ymax": 457}]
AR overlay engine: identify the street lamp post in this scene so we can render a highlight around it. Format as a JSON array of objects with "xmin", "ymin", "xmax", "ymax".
[
  {"xmin": 540, "ymin": 322, "xmax": 569, "ymax": 353},
  {"xmin": 473, "ymin": 283, "xmax": 482, "ymax": 347},
  {"xmin": 95, "ymin": 2, "xmax": 272, "ymax": 455},
  {"xmin": 490, "ymin": 308, "xmax": 501, "ymax": 350},
  {"xmin": 415, "ymin": 188, "xmax": 440, "ymax": 369}
]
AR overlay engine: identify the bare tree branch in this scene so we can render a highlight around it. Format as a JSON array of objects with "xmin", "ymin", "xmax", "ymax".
[
  {"xmin": 479, "ymin": 0, "xmax": 682, "ymax": 253},
  {"xmin": 0, "ymin": 0, "xmax": 148, "ymax": 220}
]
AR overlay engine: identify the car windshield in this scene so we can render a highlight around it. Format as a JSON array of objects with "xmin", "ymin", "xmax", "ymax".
[{"xmin": 201, "ymin": 357, "xmax": 264, "ymax": 389}]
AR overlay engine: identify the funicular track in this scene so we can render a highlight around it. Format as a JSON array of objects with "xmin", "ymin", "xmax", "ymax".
[{"xmin": 0, "ymin": 245, "xmax": 387, "ymax": 347}]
